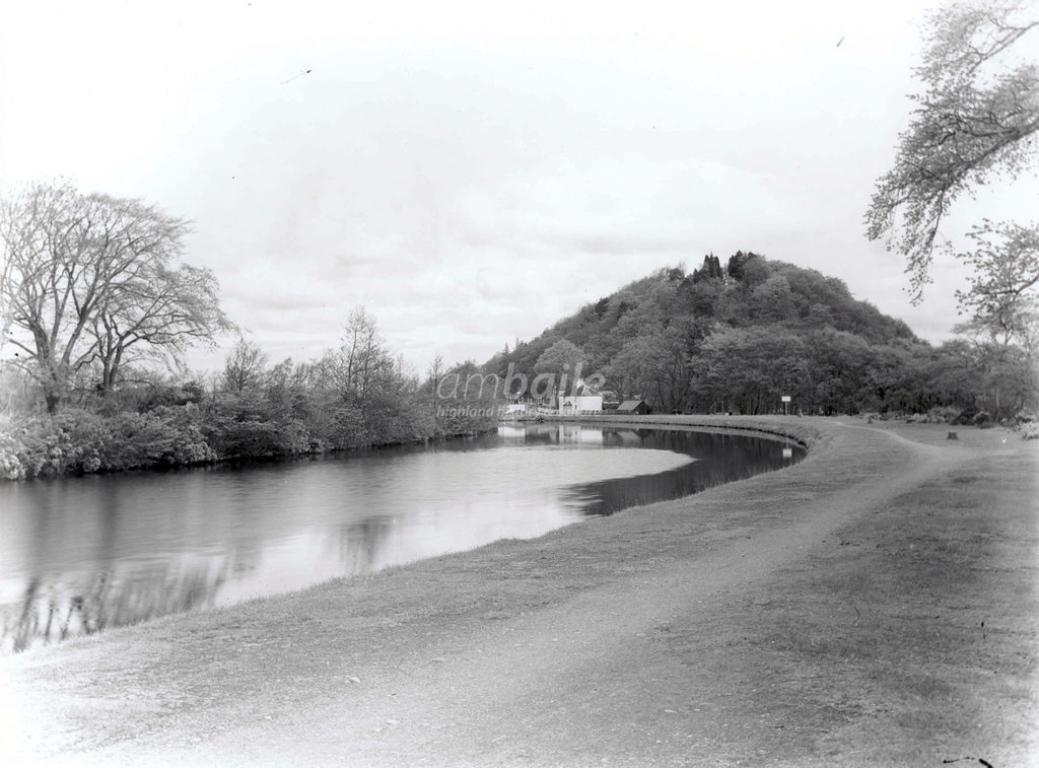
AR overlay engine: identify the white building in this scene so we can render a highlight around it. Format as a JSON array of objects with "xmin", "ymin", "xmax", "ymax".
[{"xmin": 558, "ymin": 394, "xmax": 603, "ymax": 416}]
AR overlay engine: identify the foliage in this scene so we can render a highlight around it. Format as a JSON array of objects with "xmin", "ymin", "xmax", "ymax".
[
  {"xmin": 533, "ymin": 339, "xmax": 587, "ymax": 377},
  {"xmin": 972, "ymin": 410, "xmax": 994, "ymax": 426},
  {"xmin": 0, "ymin": 309, "xmax": 496, "ymax": 480},
  {"xmin": 690, "ymin": 253, "xmax": 725, "ymax": 282},
  {"xmin": 951, "ymin": 219, "xmax": 1039, "ymax": 346},
  {"xmin": 865, "ymin": 1, "xmax": 1039, "ymax": 299},
  {"xmin": 0, "ymin": 406, "xmax": 218, "ymax": 480},
  {"xmin": 483, "ymin": 254, "xmax": 1038, "ymax": 418},
  {"xmin": 4, "ymin": 247, "xmax": 1035, "ymax": 481}
]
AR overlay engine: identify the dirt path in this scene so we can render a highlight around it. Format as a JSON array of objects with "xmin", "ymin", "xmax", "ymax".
[{"xmin": 3, "ymin": 417, "xmax": 1037, "ymax": 767}]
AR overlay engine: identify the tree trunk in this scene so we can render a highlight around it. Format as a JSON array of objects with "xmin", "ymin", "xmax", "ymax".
[{"xmin": 43, "ymin": 365, "xmax": 66, "ymax": 413}]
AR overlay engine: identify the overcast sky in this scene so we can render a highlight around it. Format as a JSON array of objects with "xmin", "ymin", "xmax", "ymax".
[{"xmin": 2, "ymin": 0, "xmax": 1037, "ymax": 374}]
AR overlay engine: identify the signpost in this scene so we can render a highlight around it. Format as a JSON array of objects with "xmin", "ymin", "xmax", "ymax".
[{"xmin": 781, "ymin": 394, "xmax": 791, "ymax": 415}]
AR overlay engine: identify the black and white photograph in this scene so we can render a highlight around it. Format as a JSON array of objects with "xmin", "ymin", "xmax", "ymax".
[{"xmin": 0, "ymin": 1, "xmax": 1037, "ymax": 766}]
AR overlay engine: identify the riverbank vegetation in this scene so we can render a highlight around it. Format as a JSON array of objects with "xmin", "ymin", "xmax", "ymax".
[
  {"xmin": 0, "ymin": 325, "xmax": 495, "ymax": 481},
  {"xmin": 0, "ymin": 183, "xmax": 492, "ymax": 480},
  {"xmin": 486, "ymin": 253, "xmax": 1038, "ymax": 419},
  {"xmin": 0, "ymin": 328, "xmax": 496, "ymax": 481}
]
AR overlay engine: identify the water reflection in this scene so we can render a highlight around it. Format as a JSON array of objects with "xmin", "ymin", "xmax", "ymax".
[
  {"xmin": 0, "ymin": 425, "xmax": 802, "ymax": 653},
  {"xmin": 567, "ymin": 427, "xmax": 803, "ymax": 515}
]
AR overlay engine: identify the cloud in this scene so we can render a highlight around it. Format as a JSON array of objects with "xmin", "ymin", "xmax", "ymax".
[{"xmin": 3, "ymin": 0, "xmax": 982, "ymax": 375}]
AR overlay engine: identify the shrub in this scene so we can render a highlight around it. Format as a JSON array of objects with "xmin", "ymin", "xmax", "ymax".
[
  {"xmin": 924, "ymin": 405, "xmax": 961, "ymax": 424},
  {"xmin": 275, "ymin": 419, "xmax": 311, "ymax": 455},
  {"xmin": 0, "ymin": 405, "xmax": 221, "ymax": 479},
  {"xmin": 0, "ymin": 421, "xmax": 26, "ymax": 480},
  {"xmin": 100, "ymin": 409, "xmax": 215, "ymax": 469},
  {"xmin": 953, "ymin": 406, "xmax": 978, "ymax": 425},
  {"xmin": 149, "ymin": 405, "xmax": 217, "ymax": 464},
  {"xmin": 972, "ymin": 411, "xmax": 993, "ymax": 428},
  {"xmin": 208, "ymin": 418, "xmax": 283, "ymax": 457},
  {"xmin": 330, "ymin": 404, "xmax": 369, "ymax": 449},
  {"xmin": 201, "ymin": 394, "xmax": 314, "ymax": 458},
  {"xmin": 1020, "ymin": 422, "xmax": 1039, "ymax": 440}
]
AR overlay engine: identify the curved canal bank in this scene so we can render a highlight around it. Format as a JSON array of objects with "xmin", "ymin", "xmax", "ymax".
[
  {"xmin": 2, "ymin": 415, "xmax": 1037, "ymax": 767},
  {"xmin": 0, "ymin": 423, "xmax": 800, "ymax": 653}
]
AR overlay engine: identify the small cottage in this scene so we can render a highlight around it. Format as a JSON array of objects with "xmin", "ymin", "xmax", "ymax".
[{"xmin": 615, "ymin": 399, "xmax": 649, "ymax": 415}]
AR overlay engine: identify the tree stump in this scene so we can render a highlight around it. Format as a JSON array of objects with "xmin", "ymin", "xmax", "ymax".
[{"xmin": 947, "ymin": 431, "xmax": 958, "ymax": 440}]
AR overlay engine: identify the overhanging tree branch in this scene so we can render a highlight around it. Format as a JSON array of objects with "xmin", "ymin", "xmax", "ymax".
[{"xmin": 865, "ymin": 1, "xmax": 1039, "ymax": 302}]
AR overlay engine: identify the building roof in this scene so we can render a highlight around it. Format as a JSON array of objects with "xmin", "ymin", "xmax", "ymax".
[{"xmin": 616, "ymin": 399, "xmax": 646, "ymax": 411}]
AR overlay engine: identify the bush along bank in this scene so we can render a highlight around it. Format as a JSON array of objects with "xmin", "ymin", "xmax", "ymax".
[{"xmin": 0, "ymin": 396, "xmax": 496, "ymax": 481}]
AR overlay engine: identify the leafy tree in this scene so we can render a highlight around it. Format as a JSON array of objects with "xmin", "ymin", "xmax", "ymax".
[
  {"xmin": 862, "ymin": 341, "xmax": 931, "ymax": 413},
  {"xmin": 951, "ymin": 218, "xmax": 1039, "ymax": 346},
  {"xmin": 866, "ymin": 1, "xmax": 1039, "ymax": 299},
  {"xmin": 803, "ymin": 329, "xmax": 874, "ymax": 414},
  {"xmin": 613, "ymin": 280, "xmax": 681, "ymax": 339},
  {"xmin": 740, "ymin": 256, "xmax": 772, "ymax": 288},
  {"xmin": 750, "ymin": 274, "xmax": 798, "ymax": 323},
  {"xmin": 694, "ymin": 327, "xmax": 809, "ymax": 414},
  {"xmin": 533, "ymin": 338, "xmax": 586, "ymax": 376},
  {"xmin": 926, "ymin": 339, "xmax": 983, "ymax": 408},
  {"xmin": 691, "ymin": 254, "xmax": 725, "ymax": 283},
  {"xmin": 610, "ymin": 318, "xmax": 703, "ymax": 410},
  {"xmin": 726, "ymin": 250, "xmax": 760, "ymax": 282},
  {"xmin": 679, "ymin": 276, "xmax": 723, "ymax": 319}
]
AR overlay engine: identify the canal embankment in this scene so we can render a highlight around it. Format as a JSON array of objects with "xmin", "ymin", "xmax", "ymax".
[{"xmin": 2, "ymin": 415, "xmax": 1036, "ymax": 767}]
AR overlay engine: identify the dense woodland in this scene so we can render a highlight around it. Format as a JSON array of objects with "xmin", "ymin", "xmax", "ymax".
[{"xmin": 485, "ymin": 252, "xmax": 1039, "ymax": 419}]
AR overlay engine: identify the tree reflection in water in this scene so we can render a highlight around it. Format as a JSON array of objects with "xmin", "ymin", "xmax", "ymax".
[{"xmin": 2, "ymin": 562, "xmax": 229, "ymax": 654}]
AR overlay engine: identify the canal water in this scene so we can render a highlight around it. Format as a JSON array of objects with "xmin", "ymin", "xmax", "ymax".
[{"xmin": 0, "ymin": 424, "xmax": 803, "ymax": 653}]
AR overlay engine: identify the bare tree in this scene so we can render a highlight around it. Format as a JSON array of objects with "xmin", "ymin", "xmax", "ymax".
[
  {"xmin": 427, "ymin": 353, "xmax": 445, "ymax": 395},
  {"xmin": 427, "ymin": 352, "xmax": 445, "ymax": 428},
  {"xmin": 337, "ymin": 308, "xmax": 390, "ymax": 404},
  {"xmin": 1, "ymin": 183, "xmax": 99, "ymax": 410},
  {"xmin": 92, "ymin": 258, "xmax": 229, "ymax": 393},
  {"xmin": 866, "ymin": 1, "xmax": 1039, "ymax": 300},
  {"xmin": 0, "ymin": 182, "xmax": 230, "ymax": 410},
  {"xmin": 222, "ymin": 338, "xmax": 269, "ymax": 393}
]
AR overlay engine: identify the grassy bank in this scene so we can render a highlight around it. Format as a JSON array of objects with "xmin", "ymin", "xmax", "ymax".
[{"xmin": 2, "ymin": 416, "xmax": 1036, "ymax": 767}]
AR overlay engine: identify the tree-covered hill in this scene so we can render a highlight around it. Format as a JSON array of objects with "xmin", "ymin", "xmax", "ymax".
[{"xmin": 483, "ymin": 252, "xmax": 1035, "ymax": 417}]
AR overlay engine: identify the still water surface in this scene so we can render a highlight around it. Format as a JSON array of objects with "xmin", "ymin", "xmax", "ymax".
[{"xmin": 0, "ymin": 424, "xmax": 802, "ymax": 653}]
